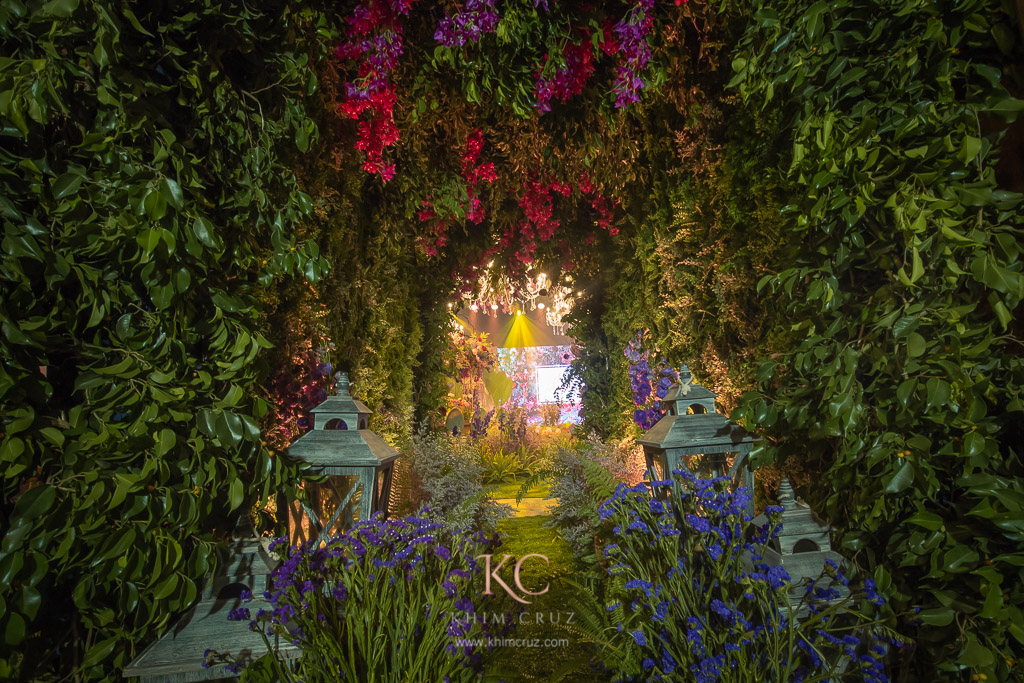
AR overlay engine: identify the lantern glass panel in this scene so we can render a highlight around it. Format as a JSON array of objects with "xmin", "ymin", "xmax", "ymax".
[
  {"xmin": 322, "ymin": 476, "xmax": 363, "ymax": 530},
  {"xmin": 286, "ymin": 476, "xmax": 363, "ymax": 545}
]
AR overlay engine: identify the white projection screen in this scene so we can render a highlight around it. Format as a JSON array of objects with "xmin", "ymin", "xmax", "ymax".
[{"xmin": 535, "ymin": 364, "xmax": 578, "ymax": 404}]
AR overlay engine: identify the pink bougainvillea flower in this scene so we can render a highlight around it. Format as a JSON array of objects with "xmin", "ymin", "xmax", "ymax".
[
  {"xmin": 336, "ymin": 1, "xmax": 416, "ymax": 182},
  {"xmin": 534, "ymin": 40, "xmax": 595, "ymax": 113}
]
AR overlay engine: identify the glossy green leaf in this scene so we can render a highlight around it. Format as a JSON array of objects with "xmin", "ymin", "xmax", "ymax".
[
  {"xmin": 159, "ymin": 178, "xmax": 183, "ymax": 210},
  {"xmin": 907, "ymin": 332, "xmax": 926, "ymax": 357},
  {"xmin": 81, "ymin": 637, "xmax": 118, "ymax": 667},
  {"xmin": 52, "ymin": 172, "xmax": 83, "ymax": 200},
  {"xmin": 883, "ymin": 461, "xmax": 914, "ymax": 494},
  {"xmin": 228, "ymin": 477, "xmax": 244, "ymax": 510},
  {"xmin": 958, "ymin": 635, "xmax": 994, "ymax": 667},
  {"xmin": 906, "ymin": 510, "xmax": 943, "ymax": 531},
  {"xmin": 155, "ymin": 429, "xmax": 176, "ymax": 456},
  {"xmin": 4, "ymin": 612, "xmax": 25, "ymax": 646},
  {"xmin": 944, "ymin": 545, "xmax": 980, "ymax": 572},
  {"xmin": 40, "ymin": 0, "xmax": 80, "ymax": 17},
  {"xmin": 918, "ymin": 606, "xmax": 954, "ymax": 626},
  {"xmin": 13, "ymin": 485, "xmax": 55, "ymax": 522}
]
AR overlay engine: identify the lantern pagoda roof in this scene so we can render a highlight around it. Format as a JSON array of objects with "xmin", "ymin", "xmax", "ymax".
[
  {"xmin": 310, "ymin": 373, "xmax": 370, "ymax": 418},
  {"xmin": 310, "ymin": 394, "xmax": 370, "ymax": 416},
  {"xmin": 672, "ymin": 383, "xmax": 717, "ymax": 403},
  {"xmin": 288, "ymin": 374, "xmax": 399, "ymax": 473},
  {"xmin": 288, "ymin": 428, "xmax": 399, "ymax": 470},
  {"xmin": 637, "ymin": 411, "xmax": 757, "ymax": 455},
  {"xmin": 641, "ymin": 368, "xmax": 758, "ymax": 454},
  {"xmin": 661, "ymin": 366, "xmax": 717, "ymax": 412},
  {"xmin": 123, "ymin": 518, "xmax": 298, "ymax": 681}
]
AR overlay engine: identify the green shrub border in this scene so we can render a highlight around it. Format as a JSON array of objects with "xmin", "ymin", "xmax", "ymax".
[{"xmin": 0, "ymin": 2, "xmax": 328, "ymax": 678}]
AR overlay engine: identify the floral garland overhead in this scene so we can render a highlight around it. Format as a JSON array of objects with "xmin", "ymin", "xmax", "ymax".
[
  {"xmin": 334, "ymin": 0, "xmax": 416, "ymax": 181},
  {"xmin": 534, "ymin": 39, "xmax": 595, "ymax": 113},
  {"xmin": 332, "ymin": 0, "xmax": 649, "ymax": 278},
  {"xmin": 417, "ymin": 129, "xmax": 498, "ymax": 256},
  {"xmin": 612, "ymin": 0, "xmax": 656, "ymax": 107}
]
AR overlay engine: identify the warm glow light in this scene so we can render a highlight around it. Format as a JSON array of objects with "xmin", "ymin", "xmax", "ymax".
[
  {"xmin": 447, "ymin": 303, "xmax": 452, "ymax": 308},
  {"xmin": 537, "ymin": 302, "xmax": 545, "ymax": 309},
  {"xmin": 470, "ymin": 304, "xmax": 479, "ymax": 312},
  {"xmin": 515, "ymin": 310, "xmax": 521, "ymax": 316},
  {"xmin": 490, "ymin": 303, "xmax": 498, "ymax": 310}
]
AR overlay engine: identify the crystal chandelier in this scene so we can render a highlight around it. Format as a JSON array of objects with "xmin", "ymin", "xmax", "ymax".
[
  {"xmin": 545, "ymin": 284, "xmax": 573, "ymax": 336},
  {"xmin": 458, "ymin": 265, "xmax": 576, "ymax": 336}
]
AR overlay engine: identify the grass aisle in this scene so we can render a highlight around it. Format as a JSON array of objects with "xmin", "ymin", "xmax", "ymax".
[
  {"xmin": 484, "ymin": 513, "xmax": 608, "ymax": 682},
  {"xmin": 487, "ymin": 480, "xmax": 552, "ymax": 499}
]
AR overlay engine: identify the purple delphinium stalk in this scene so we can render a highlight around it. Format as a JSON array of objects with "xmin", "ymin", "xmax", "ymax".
[{"xmin": 625, "ymin": 332, "xmax": 684, "ymax": 431}]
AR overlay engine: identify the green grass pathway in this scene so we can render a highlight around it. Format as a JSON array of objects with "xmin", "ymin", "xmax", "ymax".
[{"xmin": 483, "ymin": 483, "xmax": 609, "ymax": 682}]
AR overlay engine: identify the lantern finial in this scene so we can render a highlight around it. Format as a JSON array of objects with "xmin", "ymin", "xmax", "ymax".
[
  {"xmin": 336, "ymin": 371, "xmax": 350, "ymax": 394},
  {"xmin": 779, "ymin": 477, "xmax": 798, "ymax": 510}
]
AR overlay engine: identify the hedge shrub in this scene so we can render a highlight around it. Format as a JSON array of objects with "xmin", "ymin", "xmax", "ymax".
[
  {"xmin": 0, "ymin": 2, "xmax": 327, "ymax": 678},
  {"xmin": 732, "ymin": 0, "xmax": 1024, "ymax": 677}
]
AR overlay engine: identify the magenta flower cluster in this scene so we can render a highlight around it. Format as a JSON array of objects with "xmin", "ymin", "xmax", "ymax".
[
  {"xmin": 434, "ymin": 0, "xmax": 500, "ymax": 47},
  {"xmin": 534, "ymin": 41, "xmax": 595, "ymax": 113},
  {"xmin": 612, "ymin": 0, "xmax": 655, "ymax": 108},
  {"xmin": 336, "ymin": 0, "xmax": 415, "ymax": 181}
]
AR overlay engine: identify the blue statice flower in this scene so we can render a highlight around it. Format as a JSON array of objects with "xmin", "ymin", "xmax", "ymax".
[
  {"xmin": 863, "ymin": 578, "xmax": 885, "ymax": 606},
  {"xmin": 684, "ymin": 513, "xmax": 712, "ymax": 533},
  {"xmin": 595, "ymin": 468, "xmax": 897, "ymax": 683},
  {"xmin": 227, "ymin": 607, "xmax": 250, "ymax": 621},
  {"xmin": 661, "ymin": 647, "xmax": 677, "ymax": 674},
  {"xmin": 625, "ymin": 579, "xmax": 654, "ymax": 593},
  {"xmin": 709, "ymin": 599, "xmax": 732, "ymax": 620},
  {"xmin": 628, "ymin": 519, "xmax": 651, "ymax": 534}
]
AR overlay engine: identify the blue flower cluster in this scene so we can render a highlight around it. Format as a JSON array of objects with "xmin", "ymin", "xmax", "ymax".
[
  {"xmin": 210, "ymin": 512, "xmax": 505, "ymax": 681},
  {"xmin": 597, "ymin": 468, "xmax": 904, "ymax": 682}
]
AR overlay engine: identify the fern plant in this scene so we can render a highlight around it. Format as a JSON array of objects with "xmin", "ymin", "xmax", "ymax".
[{"xmin": 522, "ymin": 437, "xmax": 640, "ymax": 566}]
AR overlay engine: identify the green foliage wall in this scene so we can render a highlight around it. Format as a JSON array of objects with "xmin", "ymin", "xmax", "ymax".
[
  {"xmin": 563, "ymin": 10, "xmax": 787, "ymax": 433},
  {"xmin": 285, "ymin": 61, "xmax": 452, "ymax": 444},
  {"xmin": 553, "ymin": 1, "xmax": 1024, "ymax": 677},
  {"xmin": 0, "ymin": 2, "xmax": 327, "ymax": 679},
  {"xmin": 730, "ymin": 0, "xmax": 1024, "ymax": 678},
  {"xmin": 1, "ymin": 0, "xmax": 1021, "ymax": 680}
]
